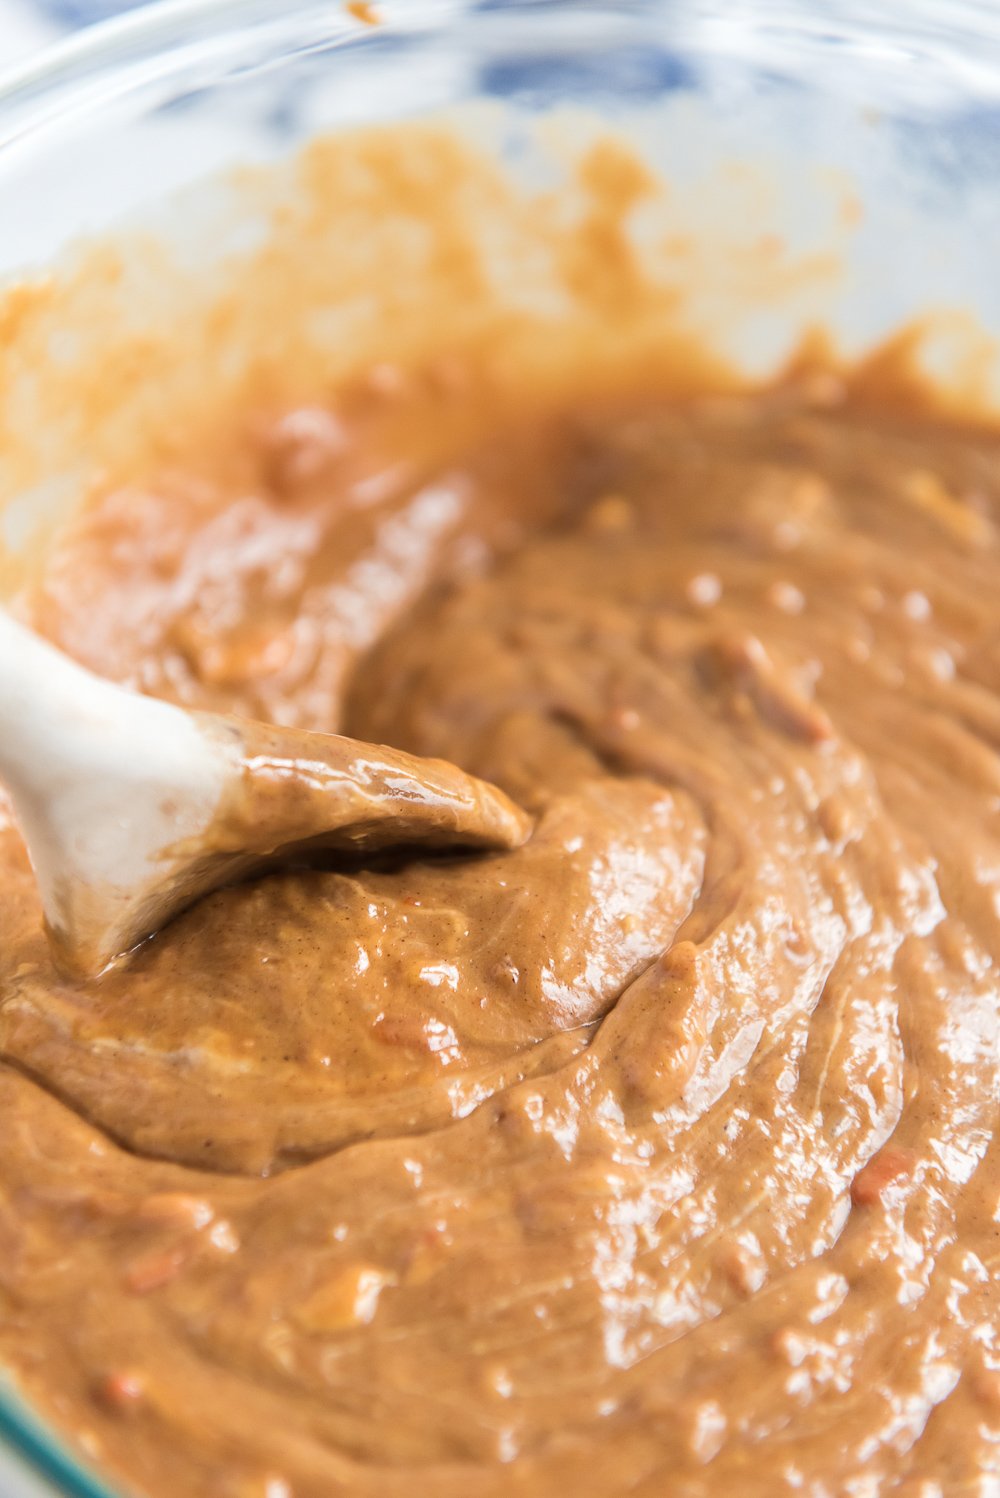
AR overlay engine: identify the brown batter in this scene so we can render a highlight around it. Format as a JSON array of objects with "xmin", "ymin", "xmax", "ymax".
[{"xmin": 0, "ymin": 358, "xmax": 998, "ymax": 1497}]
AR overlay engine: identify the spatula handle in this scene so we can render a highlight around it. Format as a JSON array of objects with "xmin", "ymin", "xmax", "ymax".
[
  {"xmin": 0, "ymin": 610, "xmax": 126, "ymax": 796},
  {"xmin": 0, "ymin": 610, "xmax": 225, "ymax": 967}
]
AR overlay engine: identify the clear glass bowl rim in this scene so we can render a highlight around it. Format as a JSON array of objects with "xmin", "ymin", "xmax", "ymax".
[{"xmin": 4, "ymin": 0, "xmax": 1000, "ymax": 157}]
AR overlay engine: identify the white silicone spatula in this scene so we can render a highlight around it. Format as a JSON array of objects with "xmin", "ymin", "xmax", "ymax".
[{"xmin": 0, "ymin": 611, "xmax": 531, "ymax": 978}]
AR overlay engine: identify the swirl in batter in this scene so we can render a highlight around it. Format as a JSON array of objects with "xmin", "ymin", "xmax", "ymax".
[{"xmin": 0, "ymin": 365, "xmax": 998, "ymax": 1497}]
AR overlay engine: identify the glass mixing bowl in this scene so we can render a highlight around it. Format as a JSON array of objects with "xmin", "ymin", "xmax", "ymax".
[{"xmin": 1, "ymin": 1, "xmax": 999, "ymax": 1493}]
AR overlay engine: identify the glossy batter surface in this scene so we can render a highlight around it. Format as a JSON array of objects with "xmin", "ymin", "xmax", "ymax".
[{"xmin": 0, "ymin": 369, "xmax": 998, "ymax": 1497}]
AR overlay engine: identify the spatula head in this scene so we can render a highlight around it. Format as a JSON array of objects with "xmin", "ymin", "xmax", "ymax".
[{"xmin": 39, "ymin": 712, "xmax": 531, "ymax": 978}]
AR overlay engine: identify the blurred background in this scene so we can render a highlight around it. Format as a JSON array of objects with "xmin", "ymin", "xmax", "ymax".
[{"xmin": 3, "ymin": 0, "xmax": 150, "ymax": 67}]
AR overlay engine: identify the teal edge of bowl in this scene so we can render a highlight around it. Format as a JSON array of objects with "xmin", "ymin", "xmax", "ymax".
[{"xmin": 0, "ymin": 1381, "xmax": 120, "ymax": 1498}]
